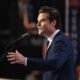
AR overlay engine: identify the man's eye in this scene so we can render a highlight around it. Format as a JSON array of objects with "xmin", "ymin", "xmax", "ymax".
[{"xmin": 37, "ymin": 19, "xmax": 47, "ymax": 25}]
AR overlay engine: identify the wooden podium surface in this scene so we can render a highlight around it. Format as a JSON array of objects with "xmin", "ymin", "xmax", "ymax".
[{"xmin": 0, "ymin": 78, "xmax": 20, "ymax": 80}]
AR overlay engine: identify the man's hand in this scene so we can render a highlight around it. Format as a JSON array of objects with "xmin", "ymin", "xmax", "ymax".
[{"xmin": 7, "ymin": 50, "xmax": 26, "ymax": 65}]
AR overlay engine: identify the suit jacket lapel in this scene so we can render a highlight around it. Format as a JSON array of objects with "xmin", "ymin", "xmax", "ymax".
[{"xmin": 45, "ymin": 31, "xmax": 61, "ymax": 59}]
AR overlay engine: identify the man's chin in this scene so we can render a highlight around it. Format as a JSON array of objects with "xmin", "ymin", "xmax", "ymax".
[
  {"xmin": 38, "ymin": 33, "xmax": 42, "ymax": 35},
  {"xmin": 38, "ymin": 31, "xmax": 45, "ymax": 36},
  {"xmin": 38, "ymin": 31, "xmax": 42, "ymax": 35}
]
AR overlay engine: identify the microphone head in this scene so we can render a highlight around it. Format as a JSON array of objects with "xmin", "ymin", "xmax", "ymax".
[{"xmin": 21, "ymin": 33, "xmax": 30, "ymax": 38}]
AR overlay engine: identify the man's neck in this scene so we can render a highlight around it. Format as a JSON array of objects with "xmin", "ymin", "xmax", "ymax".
[{"xmin": 46, "ymin": 29, "xmax": 56, "ymax": 38}]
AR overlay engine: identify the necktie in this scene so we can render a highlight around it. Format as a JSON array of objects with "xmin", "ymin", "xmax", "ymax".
[
  {"xmin": 42, "ymin": 40, "xmax": 49, "ymax": 58},
  {"xmin": 47, "ymin": 40, "xmax": 49, "ymax": 48}
]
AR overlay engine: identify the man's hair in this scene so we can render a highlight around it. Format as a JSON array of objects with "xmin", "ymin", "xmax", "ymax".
[{"xmin": 39, "ymin": 6, "xmax": 62, "ymax": 29}]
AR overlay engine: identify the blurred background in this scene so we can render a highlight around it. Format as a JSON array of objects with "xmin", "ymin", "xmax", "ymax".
[{"xmin": 0, "ymin": 0, "xmax": 80, "ymax": 80}]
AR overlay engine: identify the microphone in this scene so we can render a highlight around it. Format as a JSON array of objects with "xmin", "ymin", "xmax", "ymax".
[
  {"xmin": 21, "ymin": 33, "xmax": 30, "ymax": 38},
  {"xmin": 7, "ymin": 33, "xmax": 30, "ymax": 47},
  {"xmin": 0, "ymin": 33, "xmax": 30, "ymax": 62}
]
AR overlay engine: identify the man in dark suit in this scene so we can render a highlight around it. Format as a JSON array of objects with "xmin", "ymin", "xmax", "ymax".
[{"xmin": 7, "ymin": 6, "xmax": 75, "ymax": 80}]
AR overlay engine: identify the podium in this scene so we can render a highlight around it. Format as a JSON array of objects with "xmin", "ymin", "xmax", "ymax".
[{"xmin": 0, "ymin": 78, "xmax": 20, "ymax": 80}]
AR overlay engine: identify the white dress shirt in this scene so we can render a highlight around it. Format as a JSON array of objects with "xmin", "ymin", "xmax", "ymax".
[{"xmin": 47, "ymin": 29, "xmax": 60, "ymax": 49}]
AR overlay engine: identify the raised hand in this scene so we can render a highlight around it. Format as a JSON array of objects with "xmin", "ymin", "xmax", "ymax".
[{"xmin": 7, "ymin": 50, "xmax": 25, "ymax": 65}]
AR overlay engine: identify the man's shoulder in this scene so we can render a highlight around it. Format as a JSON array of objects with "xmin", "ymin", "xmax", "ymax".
[{"xmin": 53, "ymin": 31, "xmax": 73, "ymax": 46}]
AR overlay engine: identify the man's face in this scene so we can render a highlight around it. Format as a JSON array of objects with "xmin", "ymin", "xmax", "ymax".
[{"xmin": 37, "ymin": 13, "xmax": 54, "ymax": 36}]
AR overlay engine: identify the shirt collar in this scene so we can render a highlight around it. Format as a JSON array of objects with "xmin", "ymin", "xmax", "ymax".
[{"xmin": 47, "ymin": 29, "xmax": 60, "ymax": 48}]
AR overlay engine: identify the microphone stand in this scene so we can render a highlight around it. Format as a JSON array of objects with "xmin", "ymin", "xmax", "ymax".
[{"xmin": 0, "ymin": 33, "xmax": 30, "ymax": 62}]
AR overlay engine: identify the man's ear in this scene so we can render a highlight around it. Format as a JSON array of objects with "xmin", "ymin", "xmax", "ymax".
[{"xmin": 51, "ymin": 20, "xmax": 56, "ymax": 27}]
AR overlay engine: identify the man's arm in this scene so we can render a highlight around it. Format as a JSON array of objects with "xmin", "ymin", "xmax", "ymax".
[
  {"xmin": 7, "ymin": 40, "xmax": 71, "ymax": 70},
  {"xmin": 27, "ymin": 40, "xmax": 71, "ymax": 70}
]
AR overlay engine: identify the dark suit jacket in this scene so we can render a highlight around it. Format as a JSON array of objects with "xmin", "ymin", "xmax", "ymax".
[{"xmin": 27, "ymin": 31, "xmax": 75, "ymax": 80}]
